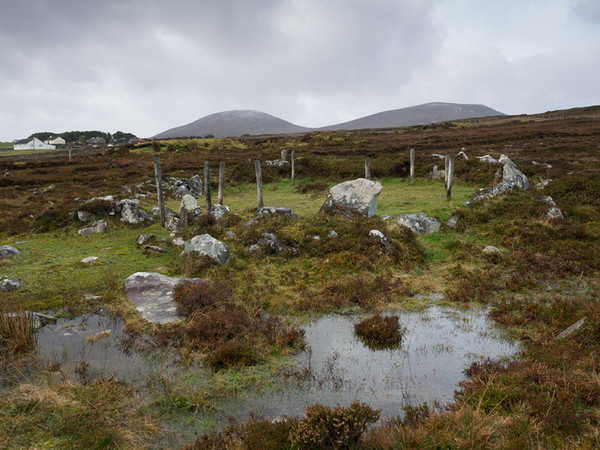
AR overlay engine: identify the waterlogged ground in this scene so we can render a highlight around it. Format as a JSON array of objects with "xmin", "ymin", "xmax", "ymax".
[{"xmin": 33, "ymin": 303, "xmax": 519, "ymax": 438}]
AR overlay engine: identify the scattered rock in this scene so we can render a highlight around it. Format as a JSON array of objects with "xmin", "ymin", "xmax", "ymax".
[
  {"xmin": 174, "ymin": 185, "xmax": 191, "ymax": 199},
  {"xmin": 120, "ymin": 202, "xmax": 156, "ymax": 225},
  {"xmin": 0, "ymin": 245, "xmax": 20, "ymax": 258},
  {"xmin": 327, "ymin": 230, "xmax": 339, "ymax": 238},
  {"xmin": 256, "ymin": 206, "xmax": 297, "ymax": 218},
  {"xmin": 499, "ymin": 155, "xmax": 529, "ymax": 190},
  {"xmin": 124, "ymin": 272, "xmax": 203, "ymax": 323},
  {"xmin": 430, "ymin": 165, "xmax": 445, "ymax": 180},
  {"xmin": 0, "ymin": 278, "xmax": 23, "ymax": 292},
  {"xmin": 189, "ymin": 175, "xmax": 203, "ymax": 196},
  {"xmin": 81, "ymin": 256, "xmax": 99, "ymax": 264},
  {"xmin": 397, "ymin": 213, "xmax": 440, "ymax": 234},
  {"xmin": 136, "ymin": 234, "xmax": 156, "ymax": 246},
  {"xmin": 368, "ymin": 229, "xmax": 390, "ymax": 250},
  {"xmin": 457, "ymin": 150, "xmax": 468, "ymax": 160},
  {"xmin": 210, "ymin": 204, "xmax": 230, "ymax": 220},
  {"xmin": 248, "ymin": 232, "xmax": 299, "ymax": 254},
  {"xmin": 77, "ymin": 210, "xmax": 94, "ymax": 222},
  {"xmin": 183, "ymin": 234, "xmax": 231, "ymax": 265},
  {"xmin": 265, "ymin": 159, "xmax": 290, "ymax": 167},
  {"xmin": 165, "ymin": 208, "xmax": 181, "ymax": 231},
  {"xmin": 3, "ymin": 311, "xmax": 57, "ymax": 329},
  {"xmin": 179, "ymin": 195, "xmax": 202, "ymax": 225},
  {"xmin": 78, "ymin": 220, "xmax": 108, "ymax": 235},
  {"xmin": 482, "ymin": 246, "xmax": 501, "ymax": 254},
  {"xmin": 546, "ymin": 207, "xmax": 564, "ymax": 220},
  {"xmin": 555, "ymin": 317, "xmax": 586, "ymax": 340},
  {"xmin": 145, "ymin": 245, "xmax": 167, "ymax": 254},
  {"xmin": 172, "ymin": 237, "xmax": 185, "ymax": 246},
  {"xmin": 540, "ymin": 196, "xmax": 556, "ymax": 206},
  {"xmin": 243, "ymin": 216, "xmax": 264, "ymax": 227},
  {"xmin": 446, "ymin": 215, "xmax": 458, "ymax": 229},
  {"xmin": 431, "ymin": 153, "xmax": 445, "ymax": 159},
  {"xmin": 536, "ymin": 179, "xmax": 552, "ymax": 190},
  {"xmin": 320, "ymin": 178, "xmax": 382, "ymax": 218}
]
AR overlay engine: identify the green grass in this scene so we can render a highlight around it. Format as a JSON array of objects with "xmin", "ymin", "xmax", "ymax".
[{"xmin": 0, "ymin": 142, "xmax": 14, "ymax": 150}]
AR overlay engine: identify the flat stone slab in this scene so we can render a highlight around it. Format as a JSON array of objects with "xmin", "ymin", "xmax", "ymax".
[{"xmin": 124, "ymin": 272, "xmax": 203, "ymax": 323}]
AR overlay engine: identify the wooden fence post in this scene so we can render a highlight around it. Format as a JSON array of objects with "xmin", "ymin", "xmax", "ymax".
[
  {"xmin": 365, "ymin": 157, "xmax": 371, "ymax": 180},
  {"xmin": 153, "ymin": 155, "xmax": 165, "ymax": 227},
  {"xmin": 446, "ymin": 155, "xmax": 455, "ymax": 200},
  {"xmin": 255, "ymin": 160, "xmax": 264, "ymax": 208},
  {"xmin": 218, "ymin": 162, "xmax": 225, "ymax": 206},
  {"xmin": 444, "ymin": 154, "xmax": 450, "ymax": 190},
  {"xmin": 204, "ymin": 160, "xmax": 212, "ymax": 212},
  {"xmin": 410, "ymin": 148, "xmax": 415, "ymax": 184},
  {"xmin": 68, "ymin": 149, "xmax": 72, "ymax": 161},
  {"xmin": 291, "ymin": 150, "xmax": 296, "ymax": 187}
]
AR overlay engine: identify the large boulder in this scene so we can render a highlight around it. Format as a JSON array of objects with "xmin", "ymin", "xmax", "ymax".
[
  {"xmin": 183, "ymin": 234, "xmax": 230, "ymax": 265},
  {"xmin": 124, "ymin": 272, "xmax": 203, "ymax": 323},
  {"xmin": 397, "ymin": 213, "xmax": 440, "ymax": 234},
  {"xmin": 0, "ymin": 245, "xmax": 20, "ymax": 258},
  {"xmin": 319, "ymin": 178, "xmax": 382, "ymax": 218}
]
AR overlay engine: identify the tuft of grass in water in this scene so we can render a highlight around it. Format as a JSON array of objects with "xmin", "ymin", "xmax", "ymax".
[
  {"xmin": 0, "ymin": 296, "xmax": 36, "ymax": 358},
  {"xmin": 354, "ymin": 314, "xmax": 406, "ymax": 350}
]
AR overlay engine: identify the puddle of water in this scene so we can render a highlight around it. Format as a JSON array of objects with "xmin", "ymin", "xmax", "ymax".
[
  {"xmin": 35, "ymin": 313, "xmax": 178, "ymax": 385},
  {"xmin": 212, "ymin": 306, "xmax": 519, "ymax": 422}
]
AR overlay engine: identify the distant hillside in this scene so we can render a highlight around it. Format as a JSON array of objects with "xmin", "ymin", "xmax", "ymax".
[
  {"xmin": 318, "ymin": 102, "xmax": 504, "ymax": 131},
  {"xmin": 152, "ymin": 102, "xmax": 504, "ymax": 139},
  {"xmin": 152, "ymin": 110, "xmax": 312, "ymax": 139}
]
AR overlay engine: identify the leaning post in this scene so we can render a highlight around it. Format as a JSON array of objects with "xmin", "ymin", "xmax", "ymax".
[
  {"xmin": 255, "ymin": 160, "xmax": 264, "ymax": 208},
  {"xmin": 365, "ymin": 157, "xmax": 371, "ymax": 180},
  {"xmin": 218, "ymin": 162, "xmax": 226, "ymax": 206},
  {"xmin": 153, "ymin": 154, "xmax": 166, "ymax": 227},
  {"xmin": 410, "ymin": 148, "xmax": 415, "ymax": 184},
  {"xmin": 446, "ymin": 155, "xmax": 455, "ymax": 200},
  {"xmin": 291, "ymin": 150, "xmax": 296, "ymax": 187},
  {"xmin": 204, "ymin": 160, "xmax": 212, "ymax": 212}
]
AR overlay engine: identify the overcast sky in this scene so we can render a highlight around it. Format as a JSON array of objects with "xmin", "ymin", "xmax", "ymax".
[{"xmin": 1, "ymin": 0, "xmax": 599, "ymax": 141}]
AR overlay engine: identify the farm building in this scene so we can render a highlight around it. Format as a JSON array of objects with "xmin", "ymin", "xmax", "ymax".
[
  {"xmin": 44, "ymin": 136, "xmax": 66, "ymax": 146},
  {"xmin": 13, "ymin": 137, "xmax": 56, "ymax": 150}
]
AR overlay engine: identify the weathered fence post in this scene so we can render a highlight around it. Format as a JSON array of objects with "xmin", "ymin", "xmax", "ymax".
[
  {"xmin": 255, "ymin": 160, "xmax": 264, "ymax": 208},
  {"xmin": 444, "ymin": 154, "xmax": 450, "ymax": 190},
  {"xmin": 365, "ymin": 156, "xmax": 371, "ymax": 180},
  {"xmin": 291, "ymin": 150, "xmax": 296, "ymax": 187},
  {"xmin": 153, "ymin": 154, "xmax": 165, "ymax": 227},
  {"xmin": 204, "ymin": 160, "xmax": 212, "ymax": 212},
  {"xmin": 446, "ymin": 155, "xmax": 455, "ymax": 200},
  {"xmin": 410, "ymin": 148, "xmax": 415, "ymax": 184},
  {"xmin": 68, "ymin": 149, "xmax": 72, "ymax": 161},
  {"xmin": 218, "ymin": 162, "xmax": 226, "ymax": 206}
]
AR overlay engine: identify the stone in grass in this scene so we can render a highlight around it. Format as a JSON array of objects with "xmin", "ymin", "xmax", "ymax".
[
  {"xmin": 136, "ymin": 234, "xmax": 156, "ymax": 246},
  {"xmin": 482, "ymin": 246, "xmax": 502, "ymax": 254},
  {"xmin": 0, "ymin": 245, "xmax": 20, "ymax": 258},
  {"xmin": 78, "ymin": 220, "xmax": 108, "ymax": 235},
  {"xmin": 144, "ymin": 245, "xmax": 167, "ymax": 254},
  {"xmin": 0, "ymin": 278, "xmax": 23, "ymax": 292},
  {"xmin": 256, "ymin": 206, "xmax": 297, "ymax": 218},
  {"xmin": 182, "ymin": 234, "xmax": 230, "ymax": 265},
  {"xmin": 81, "ymin": 256, "xmax": 99, "ymax": 264},
  {"xmin": 545, "ymin": 207, "xmax": 564, "ymax": 220},
  {"xmin": 248, "ymin": 232, "xmax": 299, "ymax": 255},
  {"xmin": 320, "ymin": 178, "xmax": 382, "ymax": 218},
  {"xmin": 124, "ymin": 272, "xmax": 203, "ymax": 324},
  {"xmin": 172, "ymin": 237, "xmax": 186, "ymax": 246},
  {"xmin": 397, "ymin": 213, "xmax": 440, "ymax": 234},
  {"xmin": 120, "ymin": 202, "xmax": 156, "ymax": 225},
  {"xmin": 179, "ymin": 195, "xmax": 202, "ymax": 226},
  {"xmin": 174, "ymin": 185, "xmax": 191, "ymax": 199},
  {"xmin": 446, "ymin": 215, "xmax": 458, "ymax": 229},
  {"xmin": 210, "ymin": 204, "xmax": 230, "ymax": 221}
]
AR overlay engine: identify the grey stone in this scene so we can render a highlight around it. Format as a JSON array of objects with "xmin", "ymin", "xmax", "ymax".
[
  {"xmin": 0, "ymin": 245, "xmax": 20, "ymax": 258},
  {"xmin": 483, "ymin": 246, "xmax": 501, "ymax": 254},
  {"xmin": 256, "ymin": 206, "xmax": 297, "ymax": 218},
  {"xmin": 124, "ymin": 272, "xmax": 203, "ymax": 323},
  {"xmin": 430, "ymin": 165, "xmax": 445, "ymax": 180},
  {"xmin": 446, "ymin": 215, "xmax": 458, "ymax": 229},
  {"xmin": 540, "ymin": 196, "xmax": 556, "ymax": 206},
  {"xmin": 179, "ymin": 195, "xmax": 202, "ymax": 225},
  {"xmin": 172, "ymin": 237, "xmax": 185, "ymax": 246},
  {"xmin": 144, "ymin": 245, "xmax": 167, "ymax": 254},
  {"xmin": 243, "ymin": 216, "xmax": 264, "ymax": 227},
  {"xmin": 500, "ymin": 155, "xmax": 529, "ymax": 190},
  {"xmin": 368, "ymin": 229, "xmax": 389, "ymax": 247},
  {"xmin": 225, "ymin": 231, "xmax": 237, "ymax": 239},
  {"xmin": 77, "ymin": 210, "xmax": 93, "ymax": 222},
  {"xmin": 136, "ymin": 234, "xmax": 156, "ymax": 246},
  {"xmin": 249, "ymin": 232, "xmax": 298, "ymax": 255},
  {"xmin": 265, "ymin": 159, "xmax": 290, "ymax": 167},
  {"xmin": 555, "ymin": 317, "xmax": 586, "ymax": 340},
  {"xmin": 174, "ymin": 185, "xmax": 191, "ymax": 199},
  {"xmin": 85, "ymin": 195, "xmax": 114, "ymax": 204},
  {"xmin": 165, "ymin": 208, "xmax": 181, "ymax": 231},
  {"xmin": 457, "ymin": 150, "xmax": 468, "ymax": 160},
  {"xmin": 3, "ymin": 311, "xmax": 57, "ymax": 329},
  {"xmin": 320, "ymin": 178, "xmax": 382, "ymax": 218},
  {"xmin": 0, "ymin": 279, "xmax": 23, "ymax": 292},
  {"xmin": 327, "ymin": 230, "xmax": 339, "ymax": 238},
  {"xmin": 546, "ymin": 207, "xmax": 564, "ymax": 220},
  {"xmin": 114, "ymin": 198, "xmax": 140, "ymax": 214},
  {"xmin": 536, "ymin": 179, "xmax": 552, "ymax": 190},
  {"xmin": 431, "ymin": 153, "xmax": 445, "ymax": 159},
  {"xmin": 183, "ymin": 234, "xmax": 230, "ymax": 265},
  {"xmin": 189, "ymin": 175, "xmax": 203, "ymax": 196},
  {"xmin": 81, "ymin": 256, "xmax": 99, "ymax": 264},
  {"xmin": 397, "ymin": 213, "xmax": 440, "ymax": 234},
  {"xmin": 210, "ymin": 204, "xmax": 230, "ymax": 220},
  {"xmin": 78, "ymin": 220, "xmax": 108, "ymax": 235}
]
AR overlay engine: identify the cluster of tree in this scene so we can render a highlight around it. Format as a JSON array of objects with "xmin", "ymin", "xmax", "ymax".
[{"xmin": 29, "ymin": 130, "xmax": 137, "ymax": 143}]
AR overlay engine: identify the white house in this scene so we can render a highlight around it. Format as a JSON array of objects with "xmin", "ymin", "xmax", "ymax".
[
  {"xmin": 13, "ymin": 137, "xmax": 56, "ymax": 150},
  {"xmin": 44, "ymin": 136, "xmax": 66, "ymax": 146}
]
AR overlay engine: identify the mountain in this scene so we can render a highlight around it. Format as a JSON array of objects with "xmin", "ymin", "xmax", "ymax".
[
  {"xmin": 318, "ymin": 102, "xmax": 504, "ymax": 131},
  {"xmin": 151, "ymin": 102, "xmax": 504, "ymax": 139},
  {"xmin": 152, "ymin": 110, "xmax": 311, "ymax": 139}
]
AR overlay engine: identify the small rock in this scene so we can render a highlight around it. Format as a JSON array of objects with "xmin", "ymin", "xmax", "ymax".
[
  {"xmin": 483, "ymin": 246, "xmax": 501, "ymax": 254},
  {"xmin": 249, "ymin": 232, "xmax": 299, "ymax": 255},
  {"xmin": 368, "ymin": 229, "xmax": 389, "ymax": 247},
  {"xmin": 457, "ymin": 150, "xmax": 468, "ymax": 160},
  {"xmin": 256, "ymin": 206, "xmax": 297, "ymax": 218},
  {"xmin": 210, "ymin": 204, "xmax": 230, "ymax": 220},
  {"xmin": 172, "ymin": 237, "xmax": 185, "ymax": 246},
  {"xmin": 540, "ymin": 196, "xmax": 556, "ymax": 206},
  {"xmin": 174, "ymin": 185, "xmax": 191, "ymax": 199},
  {"xmin": 546, "ymin": 207, "xmax": 564, "ymax": 220},
  {"xmin": 81, "ymin": 256, "xmax": 99, "ymax": 264},
  {"xmin": 446, "ymin": 215, "xmax": 458, "ymax": 229},
  {"xmin": 0, "ymin": 245, "xmax": 20, "ymax": 258},
  {"xmin": 380, "ymin": 215, "xmax": 393, "ymax": 221},
  {"xmin": 327, "ymin": 230, "xmax": 339, "ymax": 238},
  {"xmin": 145, "ymin": 245, "xmax": 167, "ymax": 254},
  {"xmin": 83, "ymin": 294, "xmax": 102, "ymax": 300},
  {"xmin": 0, "ymin": 279, "xmax": 23, "ymax": 292},
  {"xmin": 77, "ymin": 210, "xmax": 93, "ymax": 222},
  {"xmin": 179, "ymin": 195, "xmax": 202, "ymax": 225},
  {"xmin": 431, "ymin": 153, "xmax": 445, "ymax": 159},
  {"xmin": 477, "ymin": 155, "xmax": 498, "ymax": 163},
  {"xmin": 78, "ymin": 220, "xmax": 108, "ymax": 235},
  {"xmin": 183, "ymin": 234, "xmax": 231, "ymax": 265},
  {"xmin": 136, "ymin": 234, "xmax": 156, "ymax": 246},
  {"xmin": 189, "ymin": 175, "xmax": 203, "ymax": 196},
  {"xmin": 397, "ymin": 213, "xmax": 440, "ymax": 234},
  {"xmin": 121, "ymin": 203, "xmax": 155, "ymax": 225},
  {"xmin": 536, "ymin": 179, "xmax": 552, "ymax": 190}
]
